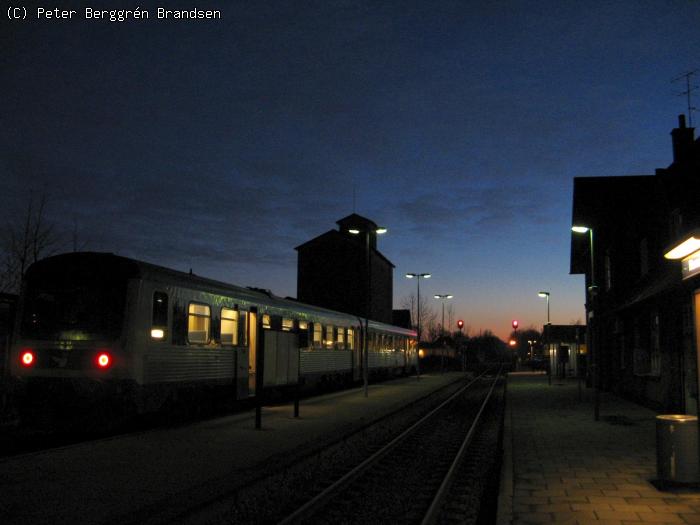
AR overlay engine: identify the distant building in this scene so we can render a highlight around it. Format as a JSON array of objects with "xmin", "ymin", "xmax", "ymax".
[
  {"xmin": 570, "ymin": 115, "xmax": 700, "ymax": 413},
  {"xmin": 296, "ymin": 214, "xmax": 394, "ymax": 324},
  {"xmin": 542, "ymin": 324, "xmax": 586, "ymax": 379}
]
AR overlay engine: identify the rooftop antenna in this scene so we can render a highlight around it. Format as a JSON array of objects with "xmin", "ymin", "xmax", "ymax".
[
  {"xmin": 352, "ymin": 184, "xmax": 356, "ymax": 213},
  {"xmin": 672, "ymin": 69, "xmax": 698, "ymax": 127}
]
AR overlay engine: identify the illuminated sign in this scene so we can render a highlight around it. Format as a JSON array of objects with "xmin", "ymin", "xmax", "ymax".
[{"xmin": 682, "ymin": 251, "xmax": 700, "ymax": 280}]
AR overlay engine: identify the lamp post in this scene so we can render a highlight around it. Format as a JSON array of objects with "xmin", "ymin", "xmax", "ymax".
[
  {"xmin": 538, "ymin": 291, "xmax": 552, "ymax": 384},
  {"xmin": 349, "ymin": 225, "xmax": 387, "ymax": 398},
  {"xmin": 572, "ymin": 225, "xmax": 599, "ymax": 421},
  {"xmin": 433, "ymin": 294, "xmax": 453, "ymax": 335},
  {"xmin": 538, "ymin": 291, "xmax": 550, "ymax": 324},
  {"xmin": 434, "ymin": 294, "xmax": 453, "ymax": 374},
  {"xmin": 406, "ymin": 272, "xmax": 431, "ymax": 380}
]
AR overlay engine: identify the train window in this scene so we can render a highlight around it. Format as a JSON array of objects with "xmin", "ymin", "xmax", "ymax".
[
  {"xmin": 313, "ymin": 323, "xmax": 322, "ymax": 348},
  {"xmin": 282, "ymin": 318, "xmax": 293, "ymax": 331},
  {"xmin": 325, "ymin": 325, "xmax": 334, "ymax": 348},
  {"xmin": 152, "ymin": 292, "xmax": 168, "ymax": 327},
  {"xmin": 262, "ymin": 314, "xmax": 271, "ymax": 329},
  {"xmin": 337, "ymin": 327, "xmax": 345, "ymax": 346},
  {"xmin": 299, "ymin": 320, "xmax": 308, "ymax": 330},
  {"xmin": 347, "ymin": 328, "xmax": 354, "ymax": 350},
  {"xmin": 187, "ymin": 303, "xmax": 211, "ymax": 344},
  {"xmin": 221, "ymin": 308, "xmax": 238, "ymax": 345}
]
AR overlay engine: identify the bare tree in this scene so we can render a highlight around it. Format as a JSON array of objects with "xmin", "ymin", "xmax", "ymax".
[
  {"xmin": 400, "ymin": 293, "xmax": 437, "ymax": 341},
  {"xmin": 0, "ymin": 192, "xmax": 59, "ymax": 293}
]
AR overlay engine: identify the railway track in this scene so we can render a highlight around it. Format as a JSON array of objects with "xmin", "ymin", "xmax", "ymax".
[{"xmin": 277, "ymin": 368, "xmax": 503, "ymax": 525}]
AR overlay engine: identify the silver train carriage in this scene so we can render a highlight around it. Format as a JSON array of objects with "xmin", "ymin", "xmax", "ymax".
[{"xmin": 9, "ymin": 252, "xmax": 417, "ymax": 411}]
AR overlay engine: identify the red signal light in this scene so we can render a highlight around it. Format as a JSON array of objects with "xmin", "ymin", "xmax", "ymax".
[
  {"xmin": 457, "ymin": 320, "xmax": 464, "ymax": 329},
  {"xmin": 96, "ymin": 352, "xmax": 111, "ymax": 369},
  {"xmin": 512, "ymin": 320, "xmax": 519, "ymax": 329},
  {"xmin": 21, "ymin": 350, "xmax": 35, "ymax": 367}
]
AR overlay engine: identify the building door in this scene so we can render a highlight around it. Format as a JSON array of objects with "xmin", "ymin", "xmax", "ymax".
[{"xmin": 249, "ymin": 311, "xmax": 258, "ymax": 395}]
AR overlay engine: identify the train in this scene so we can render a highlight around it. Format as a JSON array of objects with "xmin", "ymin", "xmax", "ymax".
[{"xmin": 7, "ymin": 252, "xmax": 417, "ymax": 413}]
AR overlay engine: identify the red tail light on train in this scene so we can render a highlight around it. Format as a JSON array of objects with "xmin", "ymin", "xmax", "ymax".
[
  {"xmin": 20, "ymin": 350, "xmax": 35, "ymax": 367},
  {"xmin": 96, "ymin": 352, "xmax": 112, "ymax": 369}
]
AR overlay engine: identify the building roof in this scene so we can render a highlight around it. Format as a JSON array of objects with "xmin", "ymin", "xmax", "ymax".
[
  {"xmin": 295, "ymin": 225, "xmax": 395, "ymax": 267},
  {"xmin": 543, "ymin": 324, "xmax": 586, "ymax": 342}
]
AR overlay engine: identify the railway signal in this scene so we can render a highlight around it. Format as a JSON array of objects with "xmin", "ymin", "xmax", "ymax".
[
  {"xmin": 457, "ymin": 319, "xmax": 464, "ymax": 332},
  {"xmin": 512, "ymin": 319, "xmax": 519, "ymax": 330}
]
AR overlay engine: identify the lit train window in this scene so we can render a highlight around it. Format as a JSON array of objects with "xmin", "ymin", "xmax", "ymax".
[
  {"xmin": 187, "ymin": 303, "xmax": 211, "ymax": 344},
  {"xmin": 282, "ymin": 318, "xmax": 293, "ymax": 331},
  {"xmin": 299, "ymin": 321, "xmax": 308, "ymax": 330},
  {"xmin": 221, "ymin": 308, "xmax": 238, "ymax": 345},
  {"xmin": 262, "ymin": 314, "xmax": 271, "ymax": 329},
  {"xmin": 347, "ymin": 328, "xmax": 354, "ymax": 350},
  {"xmin": 313, "ymin": 323, "xmax": 322, "ymax": 348},
  {"xmin": 337, "ymin": 327, "xmax": 345, "ymax": 346},
  {"xmin": 325, "ymin": 325, "xmax": 334, "ymax": 348}
]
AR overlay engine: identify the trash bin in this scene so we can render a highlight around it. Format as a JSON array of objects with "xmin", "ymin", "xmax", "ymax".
[{"xmin": 656, "ymin": 414, "xmax": 698, "ymax": 484}]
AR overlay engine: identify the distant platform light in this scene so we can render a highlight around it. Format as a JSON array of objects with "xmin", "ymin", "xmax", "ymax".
[{"xmin": 151, "ymin": 328, "xmax": 165, "ymax": 340}]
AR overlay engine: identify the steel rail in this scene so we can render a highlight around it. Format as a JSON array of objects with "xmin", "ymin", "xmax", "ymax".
[
  {"xmin": 420, "ymin": 367, "xmax": 502, "ymax": 525},
  {"xmin": 277, "ymin": 370, "xmax": 491, "ymax": 525}
]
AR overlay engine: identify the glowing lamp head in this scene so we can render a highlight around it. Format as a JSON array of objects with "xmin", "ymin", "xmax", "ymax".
[
  {"xmin": 664, "ymin": 235, "xmax": 700, "ymax": 260},
  {"xmin": 151, "ymin": 328, "xmax": 165, "ymax": 340},
  {"xmin": 509, "ymin": 339, "xmax": 517, "ymax": 347},
  {"xmin": 21, "ymin": 350, "xmax": 35, "ymax": 367},
  {"xmin": 538, "ymin": 291, "xmax": 549, "ymax": 298},
  {"xmin": 571, "ymin": 225, "xmax": 590, "ymax": 234},
  {"xmin": 418, "ymin": 349, "xmax": 425, "ymax": 358},
  {"xmin": 457, "ymin": 319, "xmax": 464, "ymax": 329},
  {"xmin": 96, "ymin": 352, "xmax": 111, "ymax": 369},
  {"xmin": 512, "ymin": 320, "xmax": 519, "ymax": 329},
  {"xmin": 376, "ymin": 227, "xmax": 387, "ymax": 234},
  {"xmin": 348, "ymin": 228, "xmax": 360, "ymax": 235}
]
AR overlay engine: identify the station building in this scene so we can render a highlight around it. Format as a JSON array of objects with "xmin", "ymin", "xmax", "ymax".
[
  {"xmin": 570, "ymin": 115, "xmax": 700, "ymax": 413},
  {"xmin": 295, "ymin": 214, "xmax": 394, "ymax": 325}
]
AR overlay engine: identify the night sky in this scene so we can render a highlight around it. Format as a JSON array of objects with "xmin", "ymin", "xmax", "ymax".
[{"xmin": 3, "ymin": 1, "xmax": 700, "ymax": 339}]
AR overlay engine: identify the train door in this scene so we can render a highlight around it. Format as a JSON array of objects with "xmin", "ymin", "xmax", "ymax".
[{"xmin": 249, "ymin": 310, "xmax": 258, "ymax": 395}]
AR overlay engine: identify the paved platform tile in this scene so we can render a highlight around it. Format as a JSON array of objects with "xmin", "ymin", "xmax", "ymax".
[{"xmin": 633, "ymin": 512, "xmax": 685, "ymax": 523}]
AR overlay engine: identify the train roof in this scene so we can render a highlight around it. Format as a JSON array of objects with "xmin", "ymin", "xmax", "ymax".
[{"xmin": 27, "ymin": 252, "xmax": 416, "ymax": 336}]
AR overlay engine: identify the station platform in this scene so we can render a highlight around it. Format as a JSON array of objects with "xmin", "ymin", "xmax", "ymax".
[
  {"xmin": 498, "ymin": 372, "xmax": 700, "ymax": 525},
  {"xmin": 0, "ymin": 372, "xmax": 465, "ymax": 525}
]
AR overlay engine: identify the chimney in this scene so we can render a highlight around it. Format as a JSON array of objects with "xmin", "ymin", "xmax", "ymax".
[{"xmin": 671, "ymin": 114, "xmax": 695, "ymax": 164}]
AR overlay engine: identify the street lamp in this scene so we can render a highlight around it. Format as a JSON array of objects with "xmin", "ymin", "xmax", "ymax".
[
  {"xmin": 406, "ymin": 272, "xmax": 431, "ymax": 380},
  {"xmin": 349, "ymin": 225, "xmax": 387, "ymax": 398},
  {"xmin": 433, "ymin": 294, "xmax": 453, "ymax": 335},
  {"xmin": 434, "ymin": 294, "xmax": 453, "ymax": 374},
  {"xmin": 538, "ymin": 291, "xmax": 552, "ymax": 384},
  {"xmin": 537, "ymin": 291, "xmax": 550, "ymax": 324},
  {"xmin": 572, "ymin": 224, "xmax": 599, "ymax": 421}
]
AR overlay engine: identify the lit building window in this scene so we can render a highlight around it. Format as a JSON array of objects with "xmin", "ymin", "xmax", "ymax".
[
  {"xmin": 188, "ymin": 303, "xmax": 211, "ymax": 344},
  {"xmin": 221, "ymin": 308, "xmax": 238, "ymax": 345}
]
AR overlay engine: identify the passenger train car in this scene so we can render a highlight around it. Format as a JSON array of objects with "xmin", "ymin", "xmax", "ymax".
[{"xmin": 9, "ymin": 253, "xmax": 417, "ymax": 412}]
